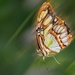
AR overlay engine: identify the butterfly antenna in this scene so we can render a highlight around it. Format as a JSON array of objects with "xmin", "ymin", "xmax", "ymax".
[
  {"xmin": 52, "ymin": 55, "xmax": 60, "ymax": 64},
  {"xmin": 43, "ymin": 59, "xmax": 50, "ymax": 75}
]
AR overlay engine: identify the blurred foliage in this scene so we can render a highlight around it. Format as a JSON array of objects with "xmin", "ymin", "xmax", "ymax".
[{"xmin": 0, "ymin": 0, "xmax": 75, "ymax": 75}]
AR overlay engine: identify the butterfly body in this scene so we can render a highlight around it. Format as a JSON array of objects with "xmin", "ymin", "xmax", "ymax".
[{"xmin": 36, "ymin": 2, "xmax": 73, "ymax": 57}]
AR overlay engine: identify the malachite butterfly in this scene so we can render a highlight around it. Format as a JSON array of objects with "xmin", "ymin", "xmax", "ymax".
[{"xmin": 36, "ymin": 2, "xmax": 73, "ymax": 59}]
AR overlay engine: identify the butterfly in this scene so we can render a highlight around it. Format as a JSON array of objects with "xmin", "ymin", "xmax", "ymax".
[{"xmin": 36, "ymin": 2, "xmax": 73, "ymax": 59}]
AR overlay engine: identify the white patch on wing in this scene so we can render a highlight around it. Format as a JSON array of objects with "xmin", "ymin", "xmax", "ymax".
[
  {"xmin": 44, "ymin": 33, "xmax": 61, "ymax": 53},
  {"xmin": 54, "ymin": 18, "xmax": 57, "ymax": 22},
  {"xmin": 64, "ymin": 42, "xmax": 69, "ymax": 46},
  {"xmin": 44, "ymin": 24, "xmax": 53, "ymax": 36},
  {"xmin": 43, "ymin": 15, "xmax": 52, "ymax": 25},
  {"xmin": 58, "ymin": 26, "xmax": 63, "ymax": 33},
  {"xmin": 38, "ymin": 10, "xmax": 48, "ymax": 22},
  {"xmin": 62, "ymin": 36, "xmax": 69, "ymax": 43},
  {"xmin": 55, "ymin": 25, "xmax": 60, "ymax": 32},
  {"xmin": 60, "ymin": 31, "xmax": 67, "ymax": 38}
]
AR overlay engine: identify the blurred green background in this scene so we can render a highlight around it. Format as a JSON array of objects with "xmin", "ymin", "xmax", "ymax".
[{"xmin": 0, "ymin": 0, "xmax": 75, "ymax": 75}]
